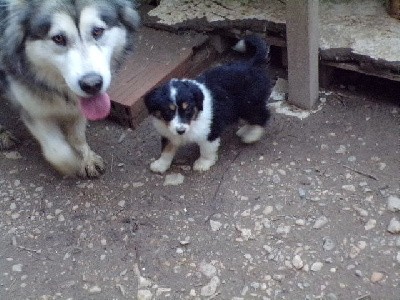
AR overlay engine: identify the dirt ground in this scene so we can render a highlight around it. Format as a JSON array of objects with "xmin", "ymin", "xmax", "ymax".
[{"xmin": 0, "ymin": 79, "xmax": 399, "ymax": 299}]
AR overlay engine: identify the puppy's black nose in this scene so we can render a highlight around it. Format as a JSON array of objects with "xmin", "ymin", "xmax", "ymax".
[
  {"xmin": 79, "ymin": 73, "xmax": 103, "ymax": 95},
  {"xmin": 176, "ymin": 129, "xmax": 186, "ymax": 135}
]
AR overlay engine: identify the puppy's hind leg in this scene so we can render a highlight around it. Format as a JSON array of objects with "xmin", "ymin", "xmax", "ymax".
[
  {"xmin": 64, "ymin": 117, "xmax": 105, "ymax": 178},
  {"xmin": 0, "ymin": 125, "xmax": 19, "ymax": 150},
  {"xmin": 150, "ymin": 137, "xmax": 178, "ymax": 173},
  {"xmin": 193, "ymin": 138, "xmax": 220, "ymax": 171}
]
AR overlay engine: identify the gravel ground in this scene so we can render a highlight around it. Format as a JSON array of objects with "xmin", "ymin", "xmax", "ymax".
[{"xmin": 0, "ymin": 86, "xmax": 399, "ymax": 299}]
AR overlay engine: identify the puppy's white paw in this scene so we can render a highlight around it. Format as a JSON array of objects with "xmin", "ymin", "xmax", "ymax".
[
  {"xmin": 150, "ymin": 158, "xmax": 171, "ymax": 174},
  {"xmin": 236, "ymin": 125, "xmax": 250, "ymax": 138},
  {"xmin": 193, "ymin": 157, "xmax": 217, "ymax": 172},
  {"xmin": 76, "ymin": 151, "xmax": 105, "ymax": 178},
  {"xmin": 240, "ymin": 125, "xmax": 264, "ymax": 144}
]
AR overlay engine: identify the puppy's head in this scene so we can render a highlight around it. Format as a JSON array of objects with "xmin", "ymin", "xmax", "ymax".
[{"xmin": 144, "ymin": 80, "xmax": 204, "ymax": 136}]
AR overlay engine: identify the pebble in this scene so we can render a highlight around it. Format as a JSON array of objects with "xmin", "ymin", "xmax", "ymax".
[
  {"xmin": 118, "ymin": 200, "xmax": 126, "ymax": 208},
  {"xmin": 387, "ymin": 218, "xmax": 400, "ymax": 234},
  {"xmin": 210, "ymin": 220, "xmax": 222, "ymax": 231},
  {"xmin": 298, "ymin": 188, "xmax": 306, "ymax": 199},
  {"xmin": 364, "ymin": 219, "xmax": 376, "ymax": 231},
  {"xmin": 396, "ymin": 252, "xmax": 400, "ymax": 264},
  {"xmin": 323, "ymin": 237, "xmax": 335, "ymax": 251},
  {"xmin": 263, "ymin": 206, "xmax": 273, "ymax": 215},
  {"xmin": 88, "ymin": 286, "xmax": 102, "ymax": 294},
  {"xmin": 342, "ymin": 185, "xmax": 356, "ymax": 192},
  {"xmin": 313, "ymin": 216, "xmax": 328, "ymax": 229},
  {"xmin": 163, "ymin": 173, "xmax": 185, "ymax": 186},
  {"xmin": 137, "ymin": 290, "xmax": 153, "ymax": 300},
  {"xmin": 292, "ymin": 255, "xmax": 304, "ymax": 270},
  {"xmin": 12, "ymin": 264, "xmax": 23, "ymax": 272},
  {"xmin": 388, "ymin": 195, "xmax": 400, "ymax": 212},
  {"xmin": 335, "ymin": 145, "xmax": 346, "ymax": 154},
  {"xmin": 199, "ymin": 261, "xmax": 217, "ymax": 278},
  {"xmin": 200, "ymin": 276, "xmax": 220, "ymax": 297},
  {"xmin": 370, "ymin": 272, "xmax": 384, "ymax": 283},
  {"xmin": 310, "ymin": 262, "xmax": 323, "ymax": 272}
]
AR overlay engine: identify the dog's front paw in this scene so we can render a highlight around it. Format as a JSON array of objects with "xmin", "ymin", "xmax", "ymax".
[
  {"xmin": 0, "ymin": 126, "xmax": 19, "ymax": 150},
  {"xmin": 193, "ymin": 157, "xmax": 217, "ymax": 172},
  {"xmin": 78, "ymin": 151, "xmax": 105, "ymax": 178},
  {"xmin": 150, "ymin": 158, "xmax": 171, "ymax": 174}
]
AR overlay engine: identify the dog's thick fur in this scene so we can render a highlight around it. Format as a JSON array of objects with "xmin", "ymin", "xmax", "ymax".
[
  {"xmin": 0, "ymin": 0, "xmax": 139, "ymax": 177},
  {"xmin": 145, "ymin": 35, "xmax": 271, "ymax": 173}
]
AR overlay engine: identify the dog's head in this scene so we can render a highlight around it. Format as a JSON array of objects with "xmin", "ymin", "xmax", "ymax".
[
  {"xmin": 144, "ymin": 79, "xmax": 204, "ymax": 136},
  {"xmin": 1, "ymin": 0, "xmax": 140, "ymax": 120}
]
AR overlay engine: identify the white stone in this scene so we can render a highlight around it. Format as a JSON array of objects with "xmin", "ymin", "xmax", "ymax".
[
  {"xmin": 210, "ymin": 220, "xmax": 222, "ymax": 231},
  {"xmin": 396, "ymin": 252, "xmax": 400, "ymax": 264},
  {"xmin": 200, "ymin": 276, "xmax": 220, "ymax": 297},
  {"xmin": 199, "ymin": 261, "xmax": 217, "ymax": 278},
  {"xmin": 364, "ymin": 219, "xmax": 376, "ymax": 231},
  {"xmin": 311, "ymin": 262, "xmax": 323, "ymax": 272},
  {"xmin": 163, "ymin": 173, "xmax": 185, "ymax": 186},
  {"xmin": 342, "ymin": 185, "xmax": 356, "ymax": 192},
  {"xmin": 388, "ymin": 218, "xmax": 400, "ymax": 234},
  {"xmin": 12, "ymin": 264, "xmax": 22, "ymax": 272},
  {"xmin": 88, "ymin": 286, "xmax": 102, "ymax": 294},
  {"xmin": 388, "ymin": 195, "xmax": 400, "ymax": 212},
  {"xmin": 292, "ymin": 255, "xmax": 304, "ymax": 270},
  {"xmin": 313, "ymin": 216, "xmax": 328, "ymax": 229},
  {"xmin": 137, "ymin": 290, "xmax": 153, "ymax": 300}
]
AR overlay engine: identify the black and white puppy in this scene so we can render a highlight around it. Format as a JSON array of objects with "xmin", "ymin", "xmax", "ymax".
[{"xmin": 144, "ymin": 35, "xmax": 271, "ymax": 173}]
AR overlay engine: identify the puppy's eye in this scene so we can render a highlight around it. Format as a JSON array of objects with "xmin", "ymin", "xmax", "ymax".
[
  {"xmin": 169, "ymin": 104, "xmax": 176, "ymax": 111},
  {"xmin": 92, "ymin": 27, "xmax": 105, "ymax": 40},
  {"xmin": 52, "ymin": 34, "xmax": 67, "ymax": 46}
]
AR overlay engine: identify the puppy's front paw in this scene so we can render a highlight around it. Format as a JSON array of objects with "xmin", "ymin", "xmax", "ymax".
[
  {"xmin": 0, "ymin": 126, "xmax": 19, "ymax": 150},
  {"xmin": 150, "ymin": 158, "xmax": 171, "ymax": 174},
  {"xmin": 79, "ymin": 151, "xmax": 105, "ymax": 178},
  {"xmin": 193, "ymin": 157, "xmax": 217, "ymax": 172}
]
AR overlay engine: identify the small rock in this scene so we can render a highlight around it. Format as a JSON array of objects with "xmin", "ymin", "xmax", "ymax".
[
  {"xmin": 298, "ymin": 188, "xmax": 306, "ymax": 199},
  {"xmin": 311, "ymin": 262, "xmax": 323, "ymax": 272},
  {"xmin": 276, "ymin": 225, "xmax": 291, "ymax": 235},
  {"xmin": 263, "ymin": 206, "xmax": 273, "ymax": 215},
  {"xmin": 200, "ymin": 276, "xmax": 220, "ymax": 297},
  {"xmin": 364, "ymin": 219, "xmax": 376, "ymax": 231},
  {"xmin": 335, "ymin": 145, "xmax": 346, "ymax": 154},
  {"xmin": 388, "ymin": 195, "xmax": 400, "ymax": 212},
  {"xmin": 12, "ymin": 264, "xmax": 23, "ymax": 272},
  {"xmin": 210, "ymin": 220, "xmax": 222, "ymax": 231},
  {"xmin": 292, "ymin": 255, "xmax": 304, "ymax": 270},
  {"xmin": 163, "ymin": 173, "xmax": 185, "ymax": 186},
  {"xmin": 199, "ymin": 261, "xmax": 217, "ymax": 278},
  {"xmin": 137, "ymin": 290, "xmax": 153, "ymax": 300},
  {"xmin": 370, "ymin": 272, "xmax": 384, "ymax": 283},
  {"xmin": 118, "ymin": 200, "xmax": 126, "ymax": 208},
  {"xmin": 326, "ymin": 293, "xmax": 338, "ymax": 300},
  {"xmin": 295, "ymin": 219, "xmax": 306, "ymax": 226},
  {"xmin": 387, "ymin": 218, "xmax": 400, "ymax": 234},
  {"xmin": 313, "ymin": 216, "xmax": 328, "ymax": 229},
  {"xmin": 88, "ymin": 286, "xmax": 102, "ymax": 294},
  {"xmin": 396, "ymin": 252, "xmax": 400, "ymax": 264},
  {"xmin": 342, "ymin": 185, "xmax": 356, "ymax": 192},
  {"xmin": 323, "ymin": 237, "xmax": 335, "ymax": 251}
]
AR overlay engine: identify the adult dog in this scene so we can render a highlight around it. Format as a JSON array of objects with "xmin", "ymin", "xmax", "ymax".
[{"xmin": 0, "ymin": 0, "xmax": 139, "ymax": 178}]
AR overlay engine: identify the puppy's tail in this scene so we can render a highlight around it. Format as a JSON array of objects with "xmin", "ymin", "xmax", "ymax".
[{"xmin": 232, "ymin": 35, "xmax": 269, "ymax": 66}]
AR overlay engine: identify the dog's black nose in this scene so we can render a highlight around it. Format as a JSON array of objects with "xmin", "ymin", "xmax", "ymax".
[
  {"xmin": 79, "ymin": 73, "xmax": 103, "ymax": 95},
  {"xmin": 176, "ymin": 129, "xmax": 186, "ymax": 135}
]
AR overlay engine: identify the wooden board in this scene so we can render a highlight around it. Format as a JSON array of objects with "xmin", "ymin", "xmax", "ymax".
[{"xmin": 108, "ymin": 27, "xmax": 211, "ymax": 128}]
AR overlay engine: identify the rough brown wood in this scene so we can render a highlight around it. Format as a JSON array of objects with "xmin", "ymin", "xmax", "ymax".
[{"xmin": 108, "ymin": 27, "xmax": 212, "ymax": 128}]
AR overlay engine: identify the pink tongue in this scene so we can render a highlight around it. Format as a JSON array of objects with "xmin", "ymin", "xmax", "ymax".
[{"xmin": 79, "ymin": 93, "xmax": 111, "ymax": 121}]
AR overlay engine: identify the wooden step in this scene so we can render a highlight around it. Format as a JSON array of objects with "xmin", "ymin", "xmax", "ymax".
[{"xmin": 108, "ymin": 27, "xmax": 215, "ymax": 128}]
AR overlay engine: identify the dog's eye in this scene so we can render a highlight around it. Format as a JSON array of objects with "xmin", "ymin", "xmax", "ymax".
[
  {"xmin": 92, "ymin": 27, "xmax": 105, "ymax": 40},
  {"xmin": 52, "ymin": 34, "xmax": 67, "ymax": 46}
]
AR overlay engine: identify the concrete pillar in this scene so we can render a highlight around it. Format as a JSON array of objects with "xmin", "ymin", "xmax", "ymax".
[{"xmin": 286, "ymin": 0, "xmax": 320, "ymax": 109}]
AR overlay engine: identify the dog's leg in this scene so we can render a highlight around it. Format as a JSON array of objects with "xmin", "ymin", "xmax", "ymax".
[
  {"xmin": 0, "ymin": 125, "xmax": 19, "ymax": 150},
  {"xmin": 150, "ymin": 137, "xmax": 177, "ymax": 173},
  {"xmin": 22, "ymin": 116, "xmax": 83, "ymax": 177},
  {"xmin": 64, "ymin": 117, "xmax": 105, "ymax": 178},
  {"xmin": 193, "ymin": 138, "xmax": 220, "ymax": 171}
]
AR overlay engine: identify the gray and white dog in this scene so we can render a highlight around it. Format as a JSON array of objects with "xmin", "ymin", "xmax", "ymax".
[{"xmin": 0, "ymin": 0, "xmax": 139, "ymax": 177}]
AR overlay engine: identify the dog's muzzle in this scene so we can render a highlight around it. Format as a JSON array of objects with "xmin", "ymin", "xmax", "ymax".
[{"xmin": 79, "ymin": 73, "xmax": 103, "ymax": 95}]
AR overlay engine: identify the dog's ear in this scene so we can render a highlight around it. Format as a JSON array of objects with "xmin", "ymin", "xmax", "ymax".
[
  {"xmin": 1, "ymin": 2, "xmax": 30, "ymax": 74},
  {"xmin": 117, "ymin": 0, "xmax": 140, "ymax": 32},
  {"xmin": 193, "ymin": 86, "xmax": 204, "ymax": 111},
  {"xmin": 144, "ymin": 87, "xmax": 163, "ymax": 116}
]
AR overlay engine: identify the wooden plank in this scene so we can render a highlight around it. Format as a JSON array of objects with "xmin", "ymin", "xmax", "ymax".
[
  {"xmin": 286, "ymin": 0, "xmax": 320, "ymax": 109},
  {"xmin": 108, "ymin": 27, "xmax": 210, "ymax": 127}
]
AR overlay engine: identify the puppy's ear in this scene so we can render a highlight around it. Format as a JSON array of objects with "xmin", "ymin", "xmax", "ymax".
[
  {"xmin": 144, "ymin": 87, "xmax": 162, "ymax": 116},
  {"xmin": 118, "ymin": 0, "xmax": 140, "ymax": 31},
  {"xmin": 193, "ymin": 86, "xmax": 204, "ymax": 111}
]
